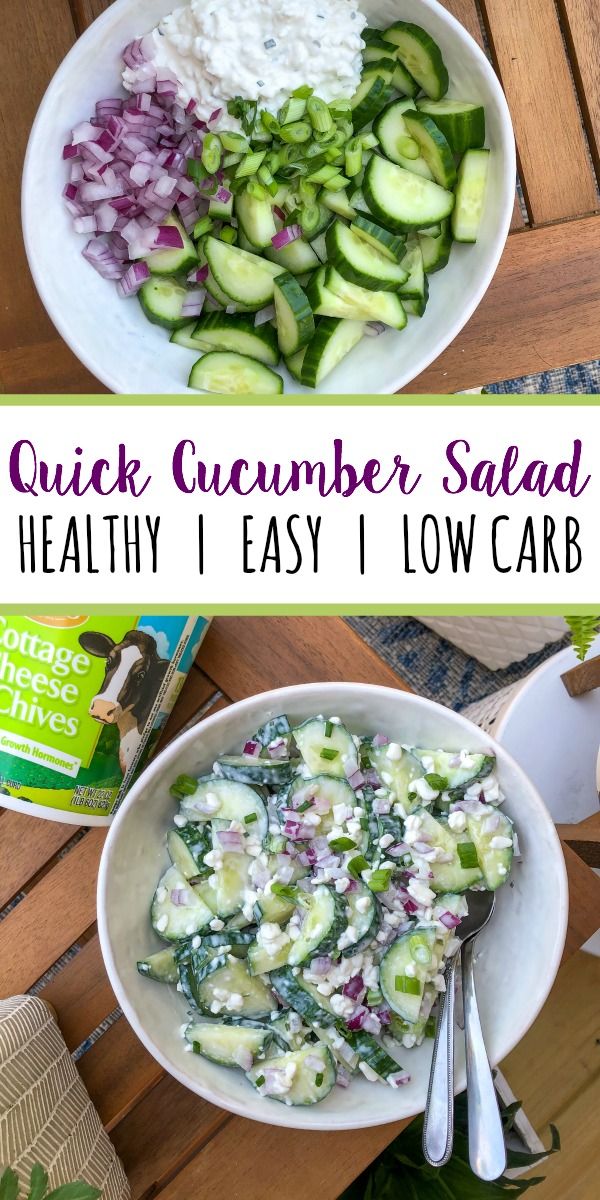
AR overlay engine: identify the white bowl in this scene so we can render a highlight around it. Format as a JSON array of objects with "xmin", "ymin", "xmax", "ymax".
[
  {"xmin": 97, "ymin": 682, "xmax": 567, "ymax": 1130},
  {"xmin": 23, "ymin": 0, "xmax": 515, "ymax": 394}
]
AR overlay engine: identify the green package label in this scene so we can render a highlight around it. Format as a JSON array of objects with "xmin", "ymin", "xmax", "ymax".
[{"xmin": 0, "ymin": 614, "xmax": 209, "ymax": 820}]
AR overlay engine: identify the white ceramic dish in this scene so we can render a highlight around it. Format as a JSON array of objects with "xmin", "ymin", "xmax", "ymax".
[
  {"xmin": 97, "ymin": 682, "xmax": 567, "ymax": 1130},
  {"xmin": 23, "ymin": 0, "xmax": 515, "ymax": 395}
]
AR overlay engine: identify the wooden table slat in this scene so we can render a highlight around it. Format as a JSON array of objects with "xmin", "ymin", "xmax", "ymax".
[
  {"xmin": 200, "ymin": 616, "xmax": 410, "ymax": 700},
  {"xmin": 0, "ymin": 812, "xmax": 78, "ymax": 910},
  {"xmin": 561, "ymin": 841, "xmax": 600, "ymax": 958},
  {"xmin": 77, "ymin": 1013, "xmax": 163, "ymax": 1130},
  {"xmin": 557, "ymin": 0, "xmax": 600, "ymax": 181},
  {"xmin": 0, "ymin": 828, "xmax": 105, "ymax": 994},
  {"xmin": 38, "ymin": 933, "xmax": 116, "ymax": 1051},
  {"xmin": 480, "ymin": 0, "xmax": 599, "ymax": 224}
]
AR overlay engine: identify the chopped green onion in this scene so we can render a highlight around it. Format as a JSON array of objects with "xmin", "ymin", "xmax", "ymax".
[
  {"xmin": 174, "ymin": 774, "xmax": 198, "ymax": 795},
  {"xmin": 307, "ymin": 95, "xmax": 333, "ymax": 134},
  {"xmin": 407, "ymin": 791, "xmax": 417, "ymax": 803},
  {"xmin": 250, "ymin": 121, "xmax": 272, "ymax": 144},
  {"xmin": 261, "ymin": 111, "xmax": 281, "ymax": 136},
  {"xmin": 328, "ymin": 99, "xmax": 351, "ymax": 116},
  {"xmin": 271, "ymin": 883, "xmax": 298, "ymax": 900},
  {"xmin": 348, "ymin": 854, "xmax": 369, "ymax": 879},
  {"xmin": 292, "ymin": 85, "xmax": 314, "ymax": 99},
  {"xmin": 325, "ymin": 146, "xmax": 344, "ymax": 164},
  {"xmin": 245, "ymin": 178, "xmax": 269, "ymax": 200},
  {"xmin": 257, "ymin": 164, "xmax": 275, "ymax": 188},
  {"xmin": 320, "ymin": 747, "xmax": 339, "ymax": 761},
  {"xmin": 201, "ymin": 132, "xmax": 222, "ymax": 174},
  {"xmin": 424, "ymin": 1016, "xmax": 436, "ymax": 1038},
  {"xmin": 368, "ymin": 868, "xmax": 392, "ymax": 893},
  {"xmin": 169, "ymin": 786, "xmax": 184, "ymax": 801},
  {"xmin": 235, "ymin": 150, "xmax": 267, "ymax": 178},
  {"xmin": 345, "ymin": 136, "xmax": 363, "ymax": 177},
  {"xmin": 307, "ymin": 163, "xmax": 340, "ymax": 185},
  {"xmin": 398, "ymin": 135, "xmax": 420, "ymax": 160},
  {"xmin": 409, "ymin": 933, "xmax": 432, "ymax": 965},
  {"xmin": 329, "ymin": 837, "xmax": 356, "ymax": 852},
  {"xmin": 296, "ymin": 799, "xmax": 312, "ymax": 813},
  {"xmin": 366, "ymin": 988, "xmax": 383, "ymax": 1007},
  {"xmin": 424, "ymin": 773, "xmax": 448, "ymax": 792},
  {"xmin": 315, "ymin": 1071, "xmax": 324, "ymax": 1087},
  {"xmin": 220, "ymin": 130, "xmax": 249, "ymax": 154},
  {"xmin": 227, "ymin": 96, "xmax": 257, "ymax": 135},
  {"xmin": 395, "ymin": 975, "xmax": 421, "ymax": 995},
  {"xmin": 244, "ymin": 812, "xmax": 258, "ymax": 824},
  {"xmin": 360, "ymin": 132, "xmax": 379, "ymax": 150},
  {"xmin": 359, "ymin": 817, "xmax": 369, "ymax": 831},
  {"xmin": 255, "ymin": 1074, "xmax": 265, "ymax": 1087},
  {"xmin": 322, "ymin": 173, "xmax": 350, "ymax": 192},
  {"xmin": 300, "ymin": 199, "xmax": 322, "ymax": 229},
  {"xmin": 305, "ymin": 142, "xmax": 327, "ymax": 162},
  {"xmin": 279, "ymin": 97, "xmax": 307, "ymax": 124},
  {"xmin": 193, "ymin": 216, "xmax": 213, "ymax": 239},
  {"xmin": 219, "ymin": 226, "xmax": 237, "ymax": 243},
  {"xmin": 314, "ymin": 127, "xmax": 337, "ymax": 145},
  {"xmin": 279, "ymin": 120, "xmax": 312, "ymax": 144},
  {"xmin": 298, "ymin": 178, "xmax": 317, "ymax": 205},
  {"xmin": 457, "ymin": 841, "xmax": 479, "ymax": 870},
  {"xmin": 324, "ymin": 720, "xmax": 333, "ymax": 738},
  {"xmin": 222, "ymin": 152, "xmax": 242, "ymax": 168}
]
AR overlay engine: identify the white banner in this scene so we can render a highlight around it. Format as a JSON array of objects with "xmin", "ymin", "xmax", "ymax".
[{"xmin": 0, "ymin": 403, "xmax": 596, "ymax": 606}]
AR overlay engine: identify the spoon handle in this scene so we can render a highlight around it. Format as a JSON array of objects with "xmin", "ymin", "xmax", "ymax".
[
  {"xmin": 422, "ymin": 954, "xmax": 456, "ymax": 1167},
  {"xmin": 462, "ymin": 939, "xmax": 507, "ymax": 1181}
]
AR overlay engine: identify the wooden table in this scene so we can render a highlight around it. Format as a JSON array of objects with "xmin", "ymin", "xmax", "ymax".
[
  {"xmin": 1, "ymin": 616, "xmax": 599, "ymax": 1200},
  {"xmin": 2, "ymin": 1, "xmax": 600, "ymax": 394}
]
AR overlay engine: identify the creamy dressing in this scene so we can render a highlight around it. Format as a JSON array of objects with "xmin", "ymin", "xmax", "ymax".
[{"xmin": 123, "ymin": 0, "xmax": 367, "ymax": 127}]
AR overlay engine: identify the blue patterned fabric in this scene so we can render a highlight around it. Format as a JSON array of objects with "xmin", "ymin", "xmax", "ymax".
[
  {"xmin": 487, "ymin": 359, "xmax": 600, "ymax": 394},
  {"xmin": 347, "ymin": 616, "xmax": 568, "ymax": 710}
]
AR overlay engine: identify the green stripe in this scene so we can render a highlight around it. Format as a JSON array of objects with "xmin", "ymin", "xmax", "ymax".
[
  {"xmin": 0, "ymin": 604, "xmax": 593, "ymax": 616},
  {"xmin": 1, "ymin": 395, "xmax": 600, "ymax": 407}
]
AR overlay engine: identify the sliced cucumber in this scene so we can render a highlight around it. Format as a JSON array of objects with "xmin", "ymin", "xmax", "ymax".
[
  {"xmin": 191, "ymin": 312, "xmax": 280, "ymax": 365},
  {"xmin": 301, "ymin": 316, "xmax": 365, "ymax": 387},
  {"xmin": 235, "ymin": 189, "xmax": 277, "ymax": 249},
  {"xmin": 137, "ymin": 946, "xmax": 179, "ymax": 984},
  {"xmin": 398, "ymin": 237, "xmax": 428, "ymax": 309},
  {"xmin": 254, "ymin": 714, "xmax": 292, "ymax": 746},
  {"xmin": 151, "ymin": 865, "xmax": 214, "ymax": 941},
  {"xmin": 208, "ymin": 839, "xmax": 250, "ymax": 918},
  {"xmin": 383, "ymin": 21, "xmax": 449, "ymax": 100},
  {"xmin": 361, "ymin": 59, "xmax": 396, "ymax": 86},
  {"xmin": 216, "ymin": 755, "xmax": 295, "ymax": 786},
  {"xmin": 369, "ymin": 744, "xmax": 425, "ymax": 814},
  {"xmin": 186, "ymin": 1020, "xmax": 270, "ymax": 1066},
  {"xmin": 403, "ymin": 294, "xmax": 428, "ymax": 317},
  {"xmin": 293, "ymin": 716, "xmax": 356, "ymax": 777},
  {"xmin": 373, "ymin": 99, "xmax": 434, "ymax": 178},
  {"xmin": 412, "ymin": 809, "xmax": 484, "ymax": 892},
  {"xmin": 204, "ymin": 268, "xmax": 258, "ymax": 313},
  {"xmin": 170, "ymin": 321, "xmax": 204, "ymax": 350},
  {"xmin": 285, "ymin": 347, "xmax": 307, "ymax": 383},
  {"xmin": 284, "ymin": 774, "xmax": 357, "ymax": 836},
  {"xmin": 326, "ymin": 221, "xmax": 409, "ymax": 290},
  {"xmin": 167, "ymin": 824, "xmax": 210, "ymax": 879},
  {"xmin": 466, "ymin": 809, "xmax": 514, "ymax": 889},
  {"xmin": 325, "ymin": 268, "xmax": 407, "ymax": 329},
  {"xmin": 402, "ymin": 110, "xmax": 457, "ymax": 189},
  {"xmin": 344, "ymin": 1030, "xmax": 402, "ymax": 1080},
  {"xmin": 350, "ymin": 75, "xmax": 393, "ymax": 132},
  {"xmin": 287, "ymin": 885, "xmax": 346, "ymax": 965},
  {"xmin": 246, "ymin": 1043, "xmax": 335, "ymax": 1105},
  {"xmin": 204, "ymin": 237, "xmax": 281, "ymax": 306},
  {"xmin": 273, "ymin": 270, "xmax": 315, "ymax": 356},
  {"xmin": 306, "ymin": 267, "xmax": 364, "ymax": 320},
  {"xmin": 452, "ymin": 149, "xmax": 490, "ymax": 243},
  {"xmin": 144, "ymin": 214, "xmax": 197, "ymax": 276},
  {"xmin": 189, "ymin": 351, "xmax": 283, "ymax": 395},
  {"xmin": 416, "ymin": 99, "xmax": 486, "ymax": 155},
  {"xmin": 380, "ymin": 928, "xmax": 437, "ymax": 1022},
  {"xmin": 412, "ymin": 749, "xmax": 495, "ymax": 799},
  {"xmin": 320, "ymin": 188, "xmax": 357, "ymax": 220},
  {"xmin": 342, "ymin": 881, "xmax": 380, "ymax": 955},
  {"xmin": 138, "ymin": 277, "xmax": 190, "ymax": 330},
  {"xmin": 350, "ymin": 214, "xmax": 407, "ymax": 263},
  {"xmin": 389, "ymin": 983, "xmax": 437, "ymax": 1044},
  {"xmin": 363, "ymin": 156, "xmax": 455, "ymax": 232},
  {"xmin": 419, "ymin": 219, "xmax": 452, "ymax": 274},
  {"xmin": 177, "ymin": 945, "xmax": 228, "ymax": 1005},
  {"xmin": 270, "ymin": 966, "xmax": 336, "ymax": 1025},
  {"xmin": 247, "ymin": 935, "xmax": 290, "ymax": 975},
  {"xmin": 264, "ymin": 238, "xmax": 320, "ymax": 275},
  {"xmin": 191, "ymin": 954, "xmax": 277, "ymax": 1018},
  {"xmin": 181, "ymin": 777, "xmax": 268, "ymax": 842}
]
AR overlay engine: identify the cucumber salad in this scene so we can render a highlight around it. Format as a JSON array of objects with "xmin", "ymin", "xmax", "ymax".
[
  {"xmin": 63, "ymin": 1, "xmax": 491, "ymax": 393},
  {"xmin": 138, "ymin": 714, "xmax": 517, "ymax": 1106}
]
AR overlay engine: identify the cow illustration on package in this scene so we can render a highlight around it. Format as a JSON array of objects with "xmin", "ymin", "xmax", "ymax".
[{"xmin": 78, "ymin": 628, "xmax": 170, "ymax": 775}]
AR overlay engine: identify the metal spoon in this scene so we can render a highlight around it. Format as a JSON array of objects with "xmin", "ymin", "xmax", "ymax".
[{"xmin": 422, "ymin": 891, "xmax": 506, "ymax": 1180}]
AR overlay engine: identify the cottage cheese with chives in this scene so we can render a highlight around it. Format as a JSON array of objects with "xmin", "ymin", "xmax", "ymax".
[{"xmin": 123, "ymin": 0, "xmax": 367, "ymax": 127}]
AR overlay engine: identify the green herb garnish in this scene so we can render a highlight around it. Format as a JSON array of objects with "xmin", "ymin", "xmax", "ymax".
[
  {"xmin": 348, "ymin": 854, "xmax": 369, "ymax": 879},
  {"xmin": 315, "ymin": 1071, "xmax": 324, "ymax": 1087},
  {"xmin": 368, "ymin": 869, "xmax": 392, "ymax": 893},
  {"xmin": 320, "ymin": 747, "xmax": 339, "ymax": 761},
  {"xmin": 324, "ymin": 719, "xmax": 333, "ymax": 738},
  {"xmin": 457, "ymin": 841, "xmax": 479, "ymax": 870},
  {"xmin": 244, "ymin": 812, "xmax": 258, "ymax": 824},
  {"xmin": 394, "ymin": 975, "xmax": 421, "ymax": 995},
  {"xmin": 329, "ymin": 837, "xmax": 356, "ymax": 852},
  {"xmin": 424, "ymin": 773, "xmax": 448, "ymax": 792}
]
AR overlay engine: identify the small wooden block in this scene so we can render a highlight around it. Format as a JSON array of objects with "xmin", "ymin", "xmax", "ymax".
[{"xmin": 561, "ymin": 655, "xmax": 600, "ymax": 697}]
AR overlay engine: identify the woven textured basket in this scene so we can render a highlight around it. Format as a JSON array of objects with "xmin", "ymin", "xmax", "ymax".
[
  {"xmin": 0, "ymin": 995, "xmax": 129, "ymax": 1199},
  {"xmin": 462, "ymin": 680, "xmax": 526, "ymax": 735}
]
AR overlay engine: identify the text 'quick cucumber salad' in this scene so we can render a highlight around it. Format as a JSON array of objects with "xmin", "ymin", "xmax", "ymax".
[
  {"xmin": 63, "ymin": 0, "xmax": 491, "ymax": 393},
  {"xmin": 138, "ymin": 714, "xmax": 517, "ymax": 1106}
]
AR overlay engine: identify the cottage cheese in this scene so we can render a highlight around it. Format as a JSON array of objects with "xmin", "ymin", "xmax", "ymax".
[{"xmin": 123, "ymin": 0, "xmax": 367, "ymax": 127}]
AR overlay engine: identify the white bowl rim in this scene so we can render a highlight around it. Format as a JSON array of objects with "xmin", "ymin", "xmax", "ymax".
[
  {"xmin": 22, "ymin": 0, "xmax": 516, "ymax": 395},
  {"xmin": 97, "ymin": 680, "xmax": 568, "ymax": 1130}
]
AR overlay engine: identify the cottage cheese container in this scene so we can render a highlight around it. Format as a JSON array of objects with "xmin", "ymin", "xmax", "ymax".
[{"xmin": 0, "ymin": 615, "xmax": 209, "ymax": 824}]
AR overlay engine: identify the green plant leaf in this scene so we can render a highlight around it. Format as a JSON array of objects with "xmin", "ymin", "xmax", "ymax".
[
  {"xmin": 564, "ymin": 615, "xmax": 600, "ymax": 661},
  {"xmin": 0, "ymin": 1168, "xmax": 19, "ymax": 1200},
  {"xmin": 45, "ymin": 1185, "xmax": 100, "ymax": 1200},
  {"xmin": 27, "ymin": 1165, "xmax": 48, "ymax": 1200}
]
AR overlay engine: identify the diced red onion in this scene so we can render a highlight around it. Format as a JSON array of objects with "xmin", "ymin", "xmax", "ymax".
[
  {"xmin": 170, "ymin": 888, "xmax": 190, "ymax": 907},
  {"xmin": 364, "ymin": 321, "xmax": 386, "ymax": 336},
  {"xmin": 372, "ymin": 797, "xmax": 391, "ymax": 815},
  {"xmin": 347, "ymin": 769, "xmax": 365, "ymax": 790},
  {"xmin": 271, "ymin": 224, "xmax": 302, "ymax": 249},
  {"xmin": 181, "ymin": 289, "xmax": 206, "ymax": 317},
  {"xmin": 362, "ymin": 1012, "xmax": 381, "ymax": 1035},
  {"xmin": 74, "ymin": 215, "xmax": 97, "ymax": 234},
  {"xmin": 363, "ymin": 768, "xmax": 381, "ymax": 788},
  {"xmin": 376, "ymin": 1007, "xmax": 391, "ymax": 1025},
  {"xmin": 342, "ymin": 974, "xmax": 364, "ymax": 1001},
  {"xmin": 483, "ymin": 812, "xmax": 500, "ymax": 834},
  {"xmin": 346, "ymin": 1005, "xmax": 368, "ymax": 1031},
  {"xmin": 439, "ymin": 910, "xmax": 462, "ymax": 929},
  {"xmin": 372, "ymin": 734, "xmax": 389, "ymax": 747},
  {"xmin": 154, "ymin": 224, "xmax": 184, "ymax": 248},
  {"xmin": 388, "ymin": 842, "xmax": 410, "ymax": 858},
  {"xmin": 187, "ymin": 263, "xmax": 209, "ymax": 285},
  {"xmin": 217, "ymin": 830, "xmax": 245, "ymax": 852},
  {"xmin": 309, "ymin": 956, "xmax": 331, "ymax": 976},
  {"xmin": 273, "ymin": 205, "xmax": 286, "ymax": 221},
  {"xmin": 389, "ymin": 1071, "xmax": 411, "ymax": 1088},
  {"xmin": 267, "ymin": 737, "xmax": 288, "ymax": 760},
  {"xmin": 233, "ymin": 1047, "xmax": 253, "ymax": 1071},
  {"xmin": 243, "ymin": 739, "xmax": 261, "ymax": 757},
  {"xmin": 336, "ymin": 1067, "xmax": 351, "ymax": 1088},
  {"xmin": 209, "ymin": 107, "xmax": 222, "ymax": 124}
]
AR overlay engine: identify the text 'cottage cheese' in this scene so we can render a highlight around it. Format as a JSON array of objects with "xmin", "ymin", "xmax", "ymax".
[{"xmin": 123, "ymin": 0, "xmax": 368, "ymax": 127}]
